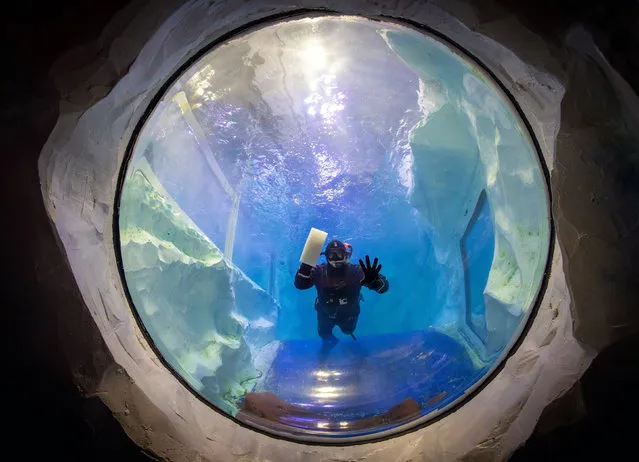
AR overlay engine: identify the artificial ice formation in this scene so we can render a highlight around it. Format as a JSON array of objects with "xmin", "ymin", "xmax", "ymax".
[
  {"xmin": 384, "ymin": 28, "xmax": 550, "ymax": 361},
  {"xmin": 120, "ymin": 159, "xmax": 279, "ymax": 414}
]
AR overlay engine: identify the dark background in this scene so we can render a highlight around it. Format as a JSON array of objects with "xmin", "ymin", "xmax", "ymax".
[{"xmin": 2, "ymin": 0, "xmax": 637, "ymax": 460}]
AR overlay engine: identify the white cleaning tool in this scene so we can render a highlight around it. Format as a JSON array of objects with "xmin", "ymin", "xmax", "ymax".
[{"xmin": 299, "ymin": 228, "xmax": 328, "ymax": 266}]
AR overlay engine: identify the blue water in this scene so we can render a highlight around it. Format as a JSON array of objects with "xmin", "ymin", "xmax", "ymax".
[
  {"xmin": 462, "ymin": 192, "xmax": 495, "ymax": 342},
  {"xmin": 121, "ymin": 16, "xmax": 543, "ymax": 437},
  {"xmin": 244, "ymin": 195, "xmax": 494, "ymax": 433}
]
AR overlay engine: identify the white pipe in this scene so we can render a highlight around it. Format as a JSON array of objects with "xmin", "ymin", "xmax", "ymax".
[{"xmin": 173, "ymin": 91, "xmax": 240, "ymax": 261}]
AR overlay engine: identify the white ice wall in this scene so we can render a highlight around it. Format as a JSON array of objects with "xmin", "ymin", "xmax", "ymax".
[
  {"xmin": 384, "ymin": 27, "xmax": 551, "ymax": 361},
  {"xmin": 119, "ymin": 161, "xmax": 279, "ymax": 413}
]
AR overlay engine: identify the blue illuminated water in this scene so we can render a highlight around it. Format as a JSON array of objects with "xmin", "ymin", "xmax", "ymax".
[
  {"xmin": 242, "ymin": 191, "xmax": 494, "ymax": 433},
  {"xmin": 259, "ymin": 330, "xmax": 488, "ymax": 431},
  {"xmin": 141, "ymin": 24, "xmax": 497, "ymax": 428},
  {"xmin": 120, "ymin": 15, "xmax": 549, "ymax": 437}
]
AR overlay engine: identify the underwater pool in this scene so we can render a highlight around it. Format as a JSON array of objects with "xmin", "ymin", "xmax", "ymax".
[{"xmin": 117, "ymin": 14, "xmax": 550, "ymax": 440}]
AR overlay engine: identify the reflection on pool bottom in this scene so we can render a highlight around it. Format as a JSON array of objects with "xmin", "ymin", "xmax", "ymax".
[{"xmin": 236, "ymin": 329, "xmax": 488, "ymax": 437}]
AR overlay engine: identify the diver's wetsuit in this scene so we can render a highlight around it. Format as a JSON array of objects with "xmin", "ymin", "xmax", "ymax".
[{"xmin": 294, "ymin": 262, "xmax": 389, "ymax": 339}]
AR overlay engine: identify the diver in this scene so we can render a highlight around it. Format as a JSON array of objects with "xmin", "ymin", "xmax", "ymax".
[{"xmin": 294, "ymin": 240, "xmax": 389, "ymax": 342}]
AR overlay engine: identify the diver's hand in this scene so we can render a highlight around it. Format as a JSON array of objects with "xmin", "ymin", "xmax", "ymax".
[
  {"xmin": 298, "ymin": 263, "xmax": 313, "ymax": 276},
  {"xmin": 359, "ymin": 255, "xmax": 382, "ymax": 286}
]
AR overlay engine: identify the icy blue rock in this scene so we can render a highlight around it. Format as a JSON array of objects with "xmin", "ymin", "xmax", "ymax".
[
  {"xmin": 119, "ymin": 161, "xmax": 279, "ymax": 413},
  {"xmin": 462, "ymin": 72, "xmax": 550, "ymax": 355},
  {"xmin": 383, "ymin": 29, "xmax": 550, "ymax": 360}
]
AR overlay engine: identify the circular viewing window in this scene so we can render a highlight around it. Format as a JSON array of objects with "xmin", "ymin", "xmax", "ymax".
[{"xmin": 116, "ymin": 14, "xmax": 551, "ymax": 442}]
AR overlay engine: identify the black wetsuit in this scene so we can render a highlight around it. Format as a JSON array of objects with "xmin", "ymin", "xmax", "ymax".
[{"xmin": 294, "ymin": 262, "xmax": 389, "ymax": 339}]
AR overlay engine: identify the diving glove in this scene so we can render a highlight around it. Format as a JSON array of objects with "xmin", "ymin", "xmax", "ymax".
[{"xmin": 359, "ymin": 255, "xmax": 382, "ymax": 287}]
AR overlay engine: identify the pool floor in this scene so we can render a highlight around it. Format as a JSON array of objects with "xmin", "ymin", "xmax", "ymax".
[{"xmin": 245, "ymin": 329, "xmax": 487, "ymax": 434}]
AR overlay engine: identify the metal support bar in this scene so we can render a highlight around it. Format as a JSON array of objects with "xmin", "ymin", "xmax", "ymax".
[{"xmin": 172, "ymin": 91, "xmax": 240, "ymax": 261}]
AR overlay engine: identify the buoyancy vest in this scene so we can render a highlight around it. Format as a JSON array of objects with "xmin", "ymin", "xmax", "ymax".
[{"xmin": 313, "ymin": 263, "xmax": 363, "ymax": 318}]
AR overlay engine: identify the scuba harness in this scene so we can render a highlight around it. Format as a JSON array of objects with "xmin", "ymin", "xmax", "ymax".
[{"xmin": 314, "ymin": 263, "xmax": 363, "ymax": 319}]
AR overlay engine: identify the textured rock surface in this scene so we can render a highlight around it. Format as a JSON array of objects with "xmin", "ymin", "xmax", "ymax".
[
  {"xmin": 119, "ymin": 165, "xmax": 279, "ymax": 413},
  {"xmin": 384, "ymin": 27, "xmax": 551, "ymax": 359},
  {"xmin": 552, "ymin": 27, "xmax": 639, "ymax": 351},
  {"xmin": 27, "ymin": 0, "xmax": 637, "ymax": 461}
]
